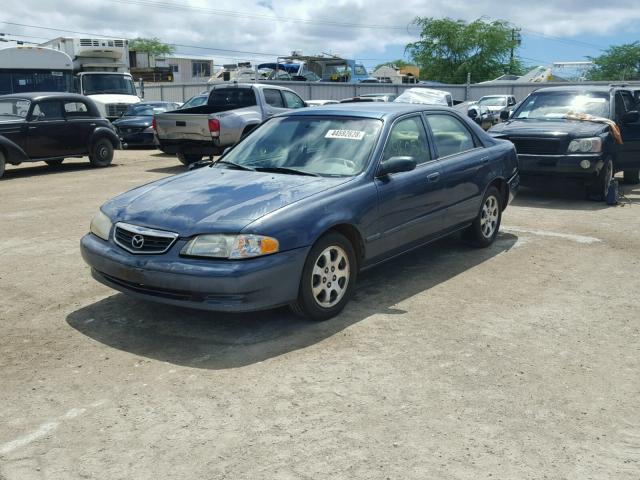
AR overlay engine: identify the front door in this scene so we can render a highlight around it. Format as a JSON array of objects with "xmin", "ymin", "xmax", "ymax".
[
  {"xmin": 62, "ymin": 100, "xmax": 96, "ymax": 154},
  {"xmin": 262, "ymin": 89, "xmax": 290, "ymax": 118},
  {"xmin": 371, "ymin": 115, "xmax": 446, "ymax": 259},
  {"xmin": 26, "ymin": 100, "xmax": 68, "ymax": 158},
  {"xmin": 615, "ymin": 90, "xmax": 640, "ymax": 172}
]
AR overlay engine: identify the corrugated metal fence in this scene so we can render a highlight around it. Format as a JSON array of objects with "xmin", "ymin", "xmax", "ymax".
[{"xmin": 141, "ymin": 80, "xmax": 640, "ymax": 103}]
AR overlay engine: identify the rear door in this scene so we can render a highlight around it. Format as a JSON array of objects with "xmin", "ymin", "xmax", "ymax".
[
  {"xmin": 63, "ymin": 100, "xmax": 96, "ymax": 154},
  {"xmin": 614, "ymin": 90, "xmax": 640, "ymax": 171},
  {"xmin": 425, "ymin": 113, "xmax": 489, "ymax": 229},
  {"xmin": 26, "ymin": 100, "xmax": 68, "ymax": 158},
  {"xmin": 372, "ymin": 115, "xmax": 445, "ymax": 258}
]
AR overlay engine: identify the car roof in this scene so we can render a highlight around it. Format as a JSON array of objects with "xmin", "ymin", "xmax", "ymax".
[
  {"xmin": 532, "ymin": 85, "xmax": 616, "ymax": 94},
  {"xmin": 0, "ymin": 92, "xmax": 91, "ymax": 102},
  {"xmin": 283, "ymin": 102, "xmax": 454, "ymax": 120}
]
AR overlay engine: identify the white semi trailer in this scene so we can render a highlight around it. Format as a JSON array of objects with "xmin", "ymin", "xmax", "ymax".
[{"xmin": 39, "ymin": 37, "xmax": 141, "ymax": 120}]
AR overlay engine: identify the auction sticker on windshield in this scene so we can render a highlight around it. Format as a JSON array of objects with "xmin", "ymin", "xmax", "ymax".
[{"xmin": 325, "ymin": 129, "xmax": 365, "ymax": 140}]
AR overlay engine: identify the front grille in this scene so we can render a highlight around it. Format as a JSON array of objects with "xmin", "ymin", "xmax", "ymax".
[
  {"xmin": 106, "ymin": 103, "xmax": 130, "ymax": 118},
  {"xmin": 508, "ymin": 137, "xmax": 566, "ymax": 155},
  {"xmin": 114, "ymin": 223, "xmax": 178, "ymax": 254}
]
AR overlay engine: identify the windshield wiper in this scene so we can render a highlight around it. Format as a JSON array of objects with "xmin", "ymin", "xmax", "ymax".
[
  {"xmin": 254, "ymin": 166, "xmax": 319, "ymax": 177},
  {"xmin": 212, "ymin": 159, "xmax": 255, "ymax": 171}
]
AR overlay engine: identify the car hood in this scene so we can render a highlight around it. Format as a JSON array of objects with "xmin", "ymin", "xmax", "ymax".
[
  {"xmin": 102, "ymin": 167, "xmax": 349, "ymax": 236},
  {"xmin": 489, "ymin": 118, "xmax": 608, "ymax": 138},
  {"xmin": 112, "ymin": 116, "xmax": 152, "ymax": 127}
]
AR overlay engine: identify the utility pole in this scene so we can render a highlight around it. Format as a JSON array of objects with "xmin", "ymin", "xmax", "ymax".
[{"xmin": 509, "ymin": 28, "xmax": 522, "ymax": 74}]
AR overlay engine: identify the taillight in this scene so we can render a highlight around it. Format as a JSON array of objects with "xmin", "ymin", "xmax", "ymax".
[
  {"xmin": 152, "ymin": 117, "xmax": 157, "ymax": 130},
  {"xmin": 208, "ymin": 119, "xmax": 220, "ymax": 137}
]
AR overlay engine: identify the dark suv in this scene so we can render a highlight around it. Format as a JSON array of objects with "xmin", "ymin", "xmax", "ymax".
[
  {"xmin": 0, "ymin": 92, "xmax": 121, "ymax": 179},
  {"xmin": 489, "ymin": 85, "xmax": 640, "ymax": 198}
]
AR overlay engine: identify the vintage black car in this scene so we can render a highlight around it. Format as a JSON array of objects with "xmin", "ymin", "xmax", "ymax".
[
  {"xmin": 0, "ymin": 92, "xmax": 121, "ymax": 179},
  {"xmin": 490, "ymin": 86, "xmax": 640, "ymax": 198},
  {"xmin": 112, "ymin": 102, "xmax": 181, "ymax": 147}
]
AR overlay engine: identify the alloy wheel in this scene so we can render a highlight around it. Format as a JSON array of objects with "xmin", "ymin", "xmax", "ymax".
[
  {"xmin": 480, "ymin": 195, "xmax": 500, "ymax": 238},
  {"xmin": 311, "ymin": 245, "xmax": 350, "ymax": 308}
]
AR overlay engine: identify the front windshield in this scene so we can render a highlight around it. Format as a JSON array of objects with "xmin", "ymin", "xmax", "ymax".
[
  {"xmin": 479, "ymin": 97, "xmax": 507, "ymax": 107},
  {"xmin": 513, "ymin": 91, "xmax": 610, "ymax": 119},
  {"xmin": 125, "ymin": 104, "xmax": 172, "ymax": 116},
  {"xmin": 82, "ymin": 74, "xmax": 137, "ymax": 96},
  {"xmin": 0, "ymin": 98, "xmax": 31, "ymax": 118},
  {"xmin": 219, "ymin": 116, "xmax": 383, "ymax": 177}
]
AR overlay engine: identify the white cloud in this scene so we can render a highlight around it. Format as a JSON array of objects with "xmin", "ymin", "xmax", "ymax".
[{"xmin": 2, "ymin": 0, "xmax": 639, "ymax": 66}]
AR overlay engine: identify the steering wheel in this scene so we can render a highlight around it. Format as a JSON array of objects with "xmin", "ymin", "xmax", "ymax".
[{"xmin": 324, "ymin": 157, "xmax": 356, "ymax": 169}]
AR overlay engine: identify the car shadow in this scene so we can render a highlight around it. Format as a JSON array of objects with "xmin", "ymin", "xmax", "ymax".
[
  {"xmin": 512, "ymin": 176, "xmax": 613, "ymax": 211},
  {"xmin": 2, "ymin": 161, "xmax": 106, "ymax": 180},
  {"xmin": 66, "ymin": 233, "xmax": 517, "ymax": 370},
  {"xmin": 146, "ymin": 165, "xmax": 186, "ymax": 175}
]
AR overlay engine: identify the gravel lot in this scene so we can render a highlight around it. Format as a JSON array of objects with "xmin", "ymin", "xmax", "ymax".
[{"xmin": 1, "ymin": 150, "xmax": 639, "ymax": 480}]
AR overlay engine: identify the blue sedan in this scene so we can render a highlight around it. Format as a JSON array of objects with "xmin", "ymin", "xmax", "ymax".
[{"xmin": 81, "ymin": 104, "xmax": 519, "ymax": 321}]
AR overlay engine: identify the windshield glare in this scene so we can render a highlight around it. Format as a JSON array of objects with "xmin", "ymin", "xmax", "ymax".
[
  {"xmin": 220, "ymin": 117, "xmax": 382, "ymax": 177},
  {"xmin": 479, "ymin": 97, "xmax": 507, "ymax": 107},
  {"xmin": 0, "ymin": 99, "xmax": 31, "ymax": 118},
  {"xmin": 82, "ymin": 75, "xmax": 137, "ymax": 96},
  {"xmin": 514, "ymin": 92, "xmax": 610, "ymax": 119}
]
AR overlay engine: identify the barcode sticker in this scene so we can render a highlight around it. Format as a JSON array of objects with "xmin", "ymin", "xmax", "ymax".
[{"xmin": 325, "ymin": 129, "xmax": 365, "ymax": 140}]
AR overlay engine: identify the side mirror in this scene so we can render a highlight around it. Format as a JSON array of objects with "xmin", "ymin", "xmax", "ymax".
[
  {"xmin": 467, "ymin": 108, "xmax": 478, "ymax": 119},
  {"xmin": 622, "ymin": 110, "xmax": 639, "ymax": 124},
  {"xmin": 377, "ymin": 156, "xmax": 417, "ymax": 177},
  {"xmin": 500, "ymin": 110, "xmax": 510, "ymax": 121}
]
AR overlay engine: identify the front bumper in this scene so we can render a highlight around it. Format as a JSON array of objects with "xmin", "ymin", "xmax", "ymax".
[
  {"xmin": 517, "ymin": 153, "xmax": 604, "ymax": 178},
  {"xmin": 81, "ymin": 233, "xmax": 309, "ymax": 312},
  {"xmin": 157, "ymin": 139, "xmax": 223, "ymax": 156},
  {"xmin": 117, "ymin": 131, "xmax": 156, "ymax": 146}
]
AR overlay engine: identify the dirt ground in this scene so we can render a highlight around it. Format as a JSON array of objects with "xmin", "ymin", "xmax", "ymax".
[{"xmin": 1, "ymin": 150, "xmax": 639, "ymax": 480}]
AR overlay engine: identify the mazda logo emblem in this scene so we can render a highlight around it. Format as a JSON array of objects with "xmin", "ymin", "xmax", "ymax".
[{"xmin": 131, "ymin": 234, "xmax": 145, "ymax": 249}]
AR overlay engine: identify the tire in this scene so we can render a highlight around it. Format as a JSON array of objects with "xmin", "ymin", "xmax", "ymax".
[
  {"xmin": 177, "ymin": 152, "xmax": 202, "ymax": 166},
  {"xmin": 290, "ymin": 232, "xmax": 357, "ymax": 321},
  {"xmin": 89, "ymin": 138, "xmax": 114, "ymax": 167},
  {"xmin": 587, "ymin": 157, "xmax": 613, "ymax": 200},
  {"xmin": 0, "ymin": 151, "xmax": 5, "ymax": 179},
  {"xmin": 45, "ymin": 159, "xmax": 64, "ymax": 167},
  {"xmin": 623, "ymin": 168, "xmax": 640, "ymax": 185},
  {"xmin": 464, "ymin": 186, "xmax": 503, "ymax": 248}
]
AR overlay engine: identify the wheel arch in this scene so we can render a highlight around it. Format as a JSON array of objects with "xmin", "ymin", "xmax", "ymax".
[
  {"xmin": 319, "ymin": 223, "xmax": 365, "ymax": 269},
  {"xmin": 0, "ymin": 136, "xmax": 29, "ymax": 165},
  {"xmin": 485, "ymin": 177, "xmax": 509, "ymax": 210},
  {"xmin": 89, "ymin": 128, "xmax": 120, "ymax": 151}
]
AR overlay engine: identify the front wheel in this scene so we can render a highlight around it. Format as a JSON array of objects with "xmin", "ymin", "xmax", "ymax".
[
  {"xmin": 177, "ymin": 152, "xmax": 202, "ymax": 166},
  {"xmin": 623, "ymin": 169, "xmax": 640, "ymax": 185},
  {"xmin": 290, "ymin": 232, "xmax": 357, "ymax": 321},
  {"xmin": 587, "ymin": 157, "xmax": 613, "ymax": 200},
  {"xmin": 89, "ymin": 138, "xmax": 114, "ymax": 167},
  {"xmin": 464, "ymin": 186, "xmax": 503, "ymax": 248}
]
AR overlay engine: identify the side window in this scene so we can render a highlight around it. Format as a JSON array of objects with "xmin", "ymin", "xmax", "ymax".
[
  {"xmin": 282, "ymin": 90, "xmax": 306, "ymax": 109},
  {"xmin": 264, "ymin": 89, "xmax": 284, "ymax": 108},
  {"xmin": 382, "ymin": 116, "xmax": 431, "ymax": 164},
  {"xmin": 31, "ymin": 101, "xmax": 63, "ymax": 121},
  {"xmin": 614, "ymin": 92, "xmax": 627, "ymax": 123},
  {"xmin": 64, "ymin": 101, "xmax": 90, "ymax": 118},
  {"xmin": 620, "ymin": 91, "xmax": 635, "ymax": 112},
  {"xmin": 427, "ymin": 114, "xmax": 476, "ymax": 158}
]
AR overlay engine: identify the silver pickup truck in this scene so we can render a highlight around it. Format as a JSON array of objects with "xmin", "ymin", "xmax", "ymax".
[{"xmin": 155, "ymin": 83, "xmax": 307, "ymax": 165}]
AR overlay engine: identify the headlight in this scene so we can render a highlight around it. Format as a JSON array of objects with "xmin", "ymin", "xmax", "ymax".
[
  {"xmin": 567, "ymin": 137, "xmax": 602, "ymax": 153},
  {"xmin": 181, "ymin": 234, "xmax": 279, "ymax": 259},
  {"xmin": 90, "ymin": 210, "xmax": 113, "ymax": 241}
]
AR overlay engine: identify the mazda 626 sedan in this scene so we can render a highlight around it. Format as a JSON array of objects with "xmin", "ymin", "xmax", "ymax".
[{"xmin": 81, "ymin": 103, "xmax": 519, "ymax": 321}]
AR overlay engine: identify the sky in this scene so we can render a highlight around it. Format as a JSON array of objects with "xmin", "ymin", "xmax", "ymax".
[{"xmin": 1, "ymin": 0, "xmax": 639, "ymax": 78}]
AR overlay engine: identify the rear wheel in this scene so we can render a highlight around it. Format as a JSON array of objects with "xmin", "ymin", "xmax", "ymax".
[
  {"xmin": 464, "ymin": 186, "xmax": 502, "ymax": 248},
  {"xmin": 0, "ymin": 151, "xmax": 5, "ymax": 179},
  {"xmin": 177, "ymin": 152, "xmax": 202, "ymax": 166},
  {"xmin": 623, "ymin": 168, "xmax": 640, "ymax": 185},
  {"xmin": 45, "ymin": 159, "xmax": 64, "ymax": 167},
  {"xmin": 290, "ymin": 232, "xmax": 357, "ymax": 321},
  {"xmin": 89, "ymin": 138, "xmax": 114, "ymax": 167},
  {"xmin": 587, "ymin": 157, "xmax": 613, "ymax": 200}
]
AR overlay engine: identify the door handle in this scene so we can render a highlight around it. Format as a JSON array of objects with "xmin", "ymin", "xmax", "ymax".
[
  {"xmin": 28, "ymin": 126, "xmax": 38, "ymax": 130},
  {"xmin": 427, "ymin": 172, "xmax": 441, "ymax": 182},
  {"xmin": 481, "ymin": 156, "xmax": 490, "ymax": 164}
]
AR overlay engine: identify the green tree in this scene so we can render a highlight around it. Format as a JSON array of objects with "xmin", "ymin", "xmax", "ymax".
[
  {"xmin": 586, "ymin": 42, "xmax": 640, "ymax": 81},
  {"xmin": 129, "ymin": 37, "xmax": 175, "ymax": 57},
  {"xmin": 406, "ymin": 17, "xmax": 523, "ymax": 84}
]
